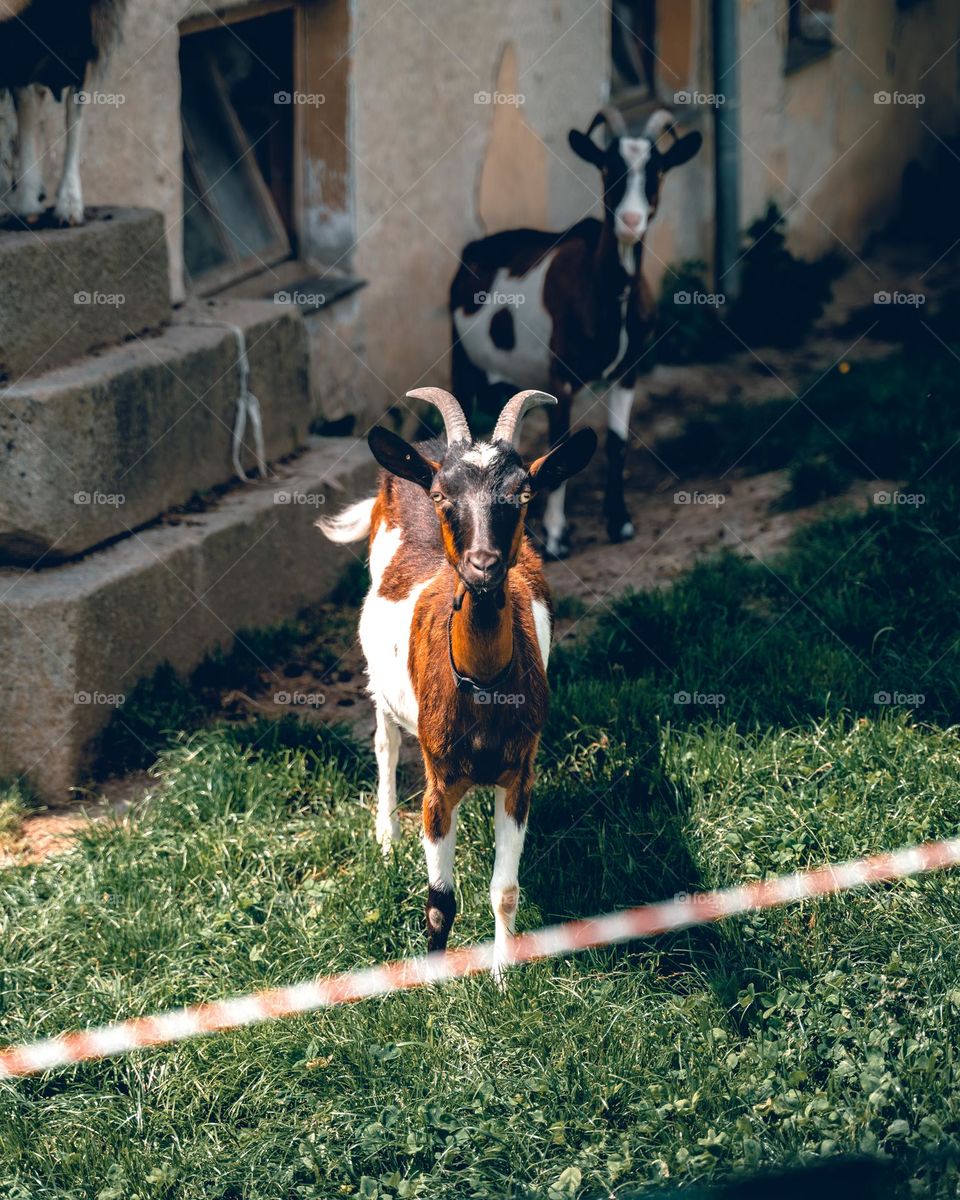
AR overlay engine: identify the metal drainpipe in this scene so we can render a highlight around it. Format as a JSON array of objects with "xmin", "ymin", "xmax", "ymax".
[{"xmin": 713, "ymin": 0, "xmax": 741, "ymax": 300}]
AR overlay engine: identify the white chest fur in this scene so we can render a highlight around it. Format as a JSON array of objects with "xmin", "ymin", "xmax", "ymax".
[{"xmin": 360, "ymin": 526, "xmax": 425, "ymax": 735}]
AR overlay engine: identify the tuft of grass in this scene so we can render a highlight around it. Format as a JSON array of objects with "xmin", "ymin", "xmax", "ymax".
[
  {"xmin": 729, "ymin": 203, "xmax": 841, "ymax": 348},
  {"xmin": 656, "ymin": 261, "xmax": 736, "ymax": 364},
  {"xmin": 0, "ymin": 781, "xmax": 26, "ymax": 853}
]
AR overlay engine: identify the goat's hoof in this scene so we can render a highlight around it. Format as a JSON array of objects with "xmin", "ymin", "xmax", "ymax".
[
  {"xmin": 543, "ymin": 531, "xmax": 571, "ymax": 560},
  {"xmin": 606, "ymin": 517, "xmax": 635, "ymax": 544},
  {"xmin": 376, "ymin": 818, "xmax": 400, "ymax": 855},
  {"xmin": 53, "ymin": 194, "xmax": 84, "ymax": 227}
]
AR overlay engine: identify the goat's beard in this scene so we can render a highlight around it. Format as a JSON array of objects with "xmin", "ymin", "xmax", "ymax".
[{"xmin": 455, "ymin": 573, "xmax": 507, "ymax": 608}]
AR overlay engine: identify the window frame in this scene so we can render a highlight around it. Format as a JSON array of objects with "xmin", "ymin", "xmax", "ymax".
[
  {"xmin": 179, "ymin": 0, "xmax": 305, "ymax": 297},
  {"xmin": 785, "ymin": 0, "xmax": 835, "ymax": 75}
]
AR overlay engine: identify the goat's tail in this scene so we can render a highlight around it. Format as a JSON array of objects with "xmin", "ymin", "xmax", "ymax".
[{"xmin": 317, "ymin": 496, "xmax": 375, "ymax": 543}]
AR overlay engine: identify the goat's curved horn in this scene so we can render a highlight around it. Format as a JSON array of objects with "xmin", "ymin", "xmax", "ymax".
[
  {"xmin": 405, "ymin": 387, "xmax": 472, "ymax": 445},
  {"xmin": 588, "ymin": 106, "xmax": 627, "ymax": 139},
  {"xmin": 642, "ymin": 107, "xmax": 678, "ymax": 150},
  {"xmin": 492, "ymin": 389, "xmax": 558, "ymax": 448}
]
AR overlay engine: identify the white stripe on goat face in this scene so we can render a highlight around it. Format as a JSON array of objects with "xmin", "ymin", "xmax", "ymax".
[{"xmin": 614, "ymin": 137, "xmax": 652, "ymax": 245}]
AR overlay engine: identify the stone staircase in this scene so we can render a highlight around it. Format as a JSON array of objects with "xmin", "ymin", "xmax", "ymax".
[{"xmin": 0, "ymin": 209, "xmax": 374, "ymax": 800}]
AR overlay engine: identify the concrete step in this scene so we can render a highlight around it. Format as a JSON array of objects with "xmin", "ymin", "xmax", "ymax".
[
  {"xmin": 0, "ymin": 437, "xmax": 375, "ymax": 802},
  {"xmin": 0, "ymin": 208, "xmax": 171, "ymax": 383},
  {"xmin": 0, "ymin": 299, "xmax": 313, "ymax": 563}
]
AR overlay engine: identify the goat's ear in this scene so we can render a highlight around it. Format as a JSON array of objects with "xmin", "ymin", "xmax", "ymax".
[
  {"xmin": 568, "ymin": 126, "xmax": 605, "ymax": 167},
  {"xmin": 368, "ymin": 426, "xmax": 439, "ymax": 490},
  {"xmin": 660, "ymin": 130, "xmax": 702, "ymax": 171},
  {"xmin": 528, "ymin": 427, "xmax": 597, "ymax": 492}
]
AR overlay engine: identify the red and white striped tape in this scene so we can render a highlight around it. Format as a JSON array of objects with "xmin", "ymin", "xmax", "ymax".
[{"xmin": 2, "ymin": 836, "xmax": 959, "ymax": 1080}]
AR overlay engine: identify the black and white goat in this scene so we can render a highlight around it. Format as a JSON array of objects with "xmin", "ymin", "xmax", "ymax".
[
  {"xmin": 321, "ymin": 387, "xmax": 595, "ymax": 979},
  {"xmin": 450, "ymin": 107, "xmax": 702, "ymax": 557},
  {"xmin": 0, "ymin": 0, "xmax": 125, "ymax": 225}
]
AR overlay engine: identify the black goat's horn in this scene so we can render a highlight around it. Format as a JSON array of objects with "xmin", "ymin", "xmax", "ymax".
[
  {"xmin": 492, "ymin": 390, "xmax": 557, "ymax": 448},
  {"xmin": 588, "ymin": 106, "xmax": 627, "ymax": 138},
  {"xmin": 406, "ymin": 387, "xmax": 472, "ymax": 445}
]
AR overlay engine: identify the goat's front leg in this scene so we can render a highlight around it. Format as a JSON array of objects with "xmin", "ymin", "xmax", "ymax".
[
  {"xmin": 490, "ymin": 762, "xmax": 533, "ymax": 987},
  {"xmin": 604, "ymin": 381, "xmax": 636, "ymax": 543},
  {"xmin": 373, "ymin": 703, "xmax": 400, "ymax": 854},
  {"xmin": 12, "ymin": 85, "xmax": 45, "ymax": 221},
  {"xmin": 422, "ymin": 774, "xmax": 468, "ymax": 951},
  {"xmin": 543, "ymin": 382, "xmax": 574, "ymax": 559},
  {"xmin": 54, "ymin": 85, "xmax": 85, "ymax": 226}
]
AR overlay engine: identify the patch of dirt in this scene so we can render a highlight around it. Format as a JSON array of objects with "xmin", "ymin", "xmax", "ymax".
[
  {"xmin": 2, "ymin": 771, "xmax": 151, "ymax": 867},
  {"xmin": 544, "ymin": 469, "xmax": 893, "ymax": 607}
]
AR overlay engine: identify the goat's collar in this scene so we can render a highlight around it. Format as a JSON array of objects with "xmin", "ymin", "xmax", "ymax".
[{"xmin": 447, "ymin": 607, "xmax": 514, "ymax": 697}]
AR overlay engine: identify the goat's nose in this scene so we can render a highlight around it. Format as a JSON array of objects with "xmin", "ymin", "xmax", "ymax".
[
  {"xmin": 621, "ymin": 212, "xmax": 642, "ymax": 232},
  {"xmin": 464, "ymin": 549, "xmax": 502, "ymax": 575}
]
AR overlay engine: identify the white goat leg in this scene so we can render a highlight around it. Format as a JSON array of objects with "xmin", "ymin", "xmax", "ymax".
[
  {"xmin": 424, "ymin": 805, "xmax": 458, "ymax": 949},
  {"xmin": 54, "ymin": 85, "xmax": 85, "ymax": 226},
  {"xmin": 12, "ymin": 85, "xmax": 45, "ymax": 220},
  {"xmin": 373, "ymin": 703, "xmax": 401, "ymax": 853},
  {"xmin": 543, "ymin": 482, "xmax": 568, "ymax": 559},
  {"xmin": 490, "ymin": 785, "xmax": 527, "ymax": 987}
]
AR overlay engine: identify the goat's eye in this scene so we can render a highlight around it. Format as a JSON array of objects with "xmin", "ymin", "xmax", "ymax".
[
  {"xmin": 430, "ymin": 491, "xmax": 445, "ymax": 504},
  {"xmin": 519, "ymin": 489, "xmax": 532, "ymax": 505}
]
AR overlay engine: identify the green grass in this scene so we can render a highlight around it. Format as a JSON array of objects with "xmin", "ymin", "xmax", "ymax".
[
  {"xmin": 3, "ymin": 335, "xmax": 960, "ymax": 1197},
  {"xmin": 0, "ymin": 782, "xmax": 27, "ymax": 854},
  {"xmin": 656, "ymin": 330, "xmax": 960, "ymax": 503}
]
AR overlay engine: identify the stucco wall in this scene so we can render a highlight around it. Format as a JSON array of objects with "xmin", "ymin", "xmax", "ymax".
[
  {"xmin": 342, "ymin": 1, "xmax": 610, "ymax": 423},
  {"xmin": 1, "ymin": 0, "xmax": 612, "ymax": 425},
  {"xmin": 738, "ymin": 0, "xmax": 960, "ymax": 260},
  {"xmin": 3, "ymin": 0, "xmax": 956, "ymax": 425}
]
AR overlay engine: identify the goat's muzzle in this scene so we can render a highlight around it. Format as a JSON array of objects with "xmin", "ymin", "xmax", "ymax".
[{"xmin": 459, "ymin": 548, "xmax": 506, "ymax": 594}]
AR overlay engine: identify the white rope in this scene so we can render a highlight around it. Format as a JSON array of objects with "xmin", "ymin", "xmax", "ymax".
[
  {"xmin": 189, "ymin": 319, "xmax": 268, "ymax": 482},
  {"xmin": 2, "ymin": 835, "xmax": 960, "ymax": 1078}
]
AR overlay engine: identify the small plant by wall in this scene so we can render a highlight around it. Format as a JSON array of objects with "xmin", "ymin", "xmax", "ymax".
[{"xmin": 729, "ymin": 203, "xmax": 841, "ymax": 348}]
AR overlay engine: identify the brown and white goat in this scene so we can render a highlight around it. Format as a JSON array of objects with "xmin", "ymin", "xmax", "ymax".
[
  {"xmin": 321, "ymin": 388, "xmax": 595, "ymax": 977},
  {"xmin": 450, "ymin": 107, "xmax": 702, "ymax": 558},
  {"xmin": 1, "ymin": 0, "xmax": 126, "ymax": 225}
]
